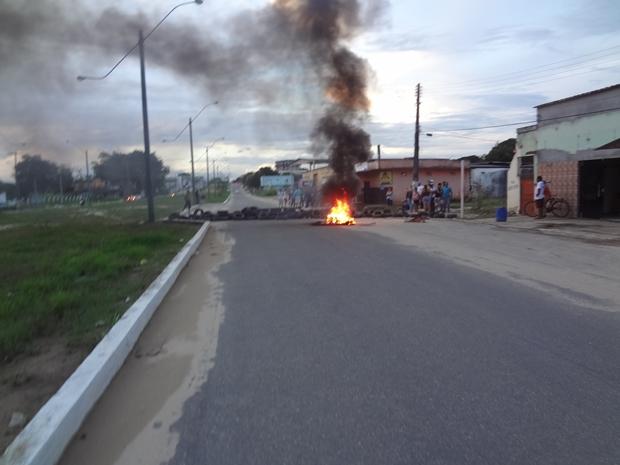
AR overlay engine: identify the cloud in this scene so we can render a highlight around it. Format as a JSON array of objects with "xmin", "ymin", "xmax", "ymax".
[
  {"xmin": 561, "ymin": 0, "xmax": 620, "ymax": 37},
  {"xmin": 363, "ymin": 31, "xmax": 434, "ymax": 52},
  {"xmin": 463, "ymin": 92, "xmax": 547, "ymax": 110},
  {"xmin": 476, "ymin": 26, "xmax": 556, "ymax": 48}
]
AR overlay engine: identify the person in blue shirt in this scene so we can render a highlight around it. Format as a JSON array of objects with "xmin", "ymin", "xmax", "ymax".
[{"xmin": 442, "ymin": 182, "xmax": 453, "ymax": 213}]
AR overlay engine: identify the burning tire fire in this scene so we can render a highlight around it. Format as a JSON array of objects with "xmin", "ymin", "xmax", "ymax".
[{"xmin": 324, "ymin": 198, "xmax": 356, "ymax": 226}]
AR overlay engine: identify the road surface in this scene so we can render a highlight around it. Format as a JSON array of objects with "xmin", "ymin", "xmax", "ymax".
[
  {"xmin": 60, "ymin": 217, "xmax": 620, "ymax": 465},
  {"xmin": 196, "ymin": 185, "xmax": 279, "ymax": 212}
]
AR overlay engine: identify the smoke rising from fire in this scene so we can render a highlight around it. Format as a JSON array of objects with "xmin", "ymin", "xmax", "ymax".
[{"xmin": 0, "ymin": 0, "xmax": 386, "ymax": 184}]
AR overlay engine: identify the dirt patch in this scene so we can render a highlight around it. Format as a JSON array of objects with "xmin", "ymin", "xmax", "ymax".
[
  {"xmin": 59, "ymin": 227, "xmax": 232, "ymax": 465},
  {"xmin": 0, "ymin": 339, "xmax": 88, "ymax": 452}
]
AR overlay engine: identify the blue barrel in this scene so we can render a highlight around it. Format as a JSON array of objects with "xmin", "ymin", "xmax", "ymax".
[{"xmin": 496, "ymin": 207, "xmax": 508, "ymax": 222}]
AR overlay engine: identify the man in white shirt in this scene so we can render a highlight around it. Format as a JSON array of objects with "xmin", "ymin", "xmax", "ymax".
[{"xmin": 534, "ymin": 175, "xmax": 546, "ymax": 219}]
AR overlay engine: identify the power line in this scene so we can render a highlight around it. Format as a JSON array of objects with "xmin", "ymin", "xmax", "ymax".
[
  {"xmin": 427, "ymin": 133, "xmax": 498, "ymax": 143},
  {"xmin": 427, "ymin": 105, "xmax": 620, "ymax": 132},
  {"xmin": 429, "ymin": 59, "xmax": 620, "ymax": 96},
  {"xmin": 432, "ymin": 44, "xmax": 620, "ymax": 89}
]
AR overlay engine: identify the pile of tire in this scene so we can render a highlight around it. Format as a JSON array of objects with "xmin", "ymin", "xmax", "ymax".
[{"xmin": 169, "ymin": 205, "xmax": 406, "ymax": 222}]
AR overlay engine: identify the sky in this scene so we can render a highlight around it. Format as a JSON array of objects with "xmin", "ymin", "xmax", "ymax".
[{"xmin": 1, "ymin": 0, "xmax": 619, "ymax": 182}]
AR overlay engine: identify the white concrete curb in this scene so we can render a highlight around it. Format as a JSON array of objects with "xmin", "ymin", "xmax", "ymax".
[{"xmin": 1, "ymin": 222, "xmax": 211, "ymax": 465}]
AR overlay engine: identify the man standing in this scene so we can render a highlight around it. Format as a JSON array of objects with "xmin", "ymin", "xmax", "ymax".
[
  {"xmin": 442, "ymin": 182, "xmax": 453, "ymax": 213},
  {"xmin": 534, "ymin": 175, "xmax": 546, "ymax": 219},
  {"xmin": 385, "ymin": 187, "xmax": 393, "ymax": 207},
  {"xmin": 183, "ymin": 189, "xmax": 192, "ymax": 215},
  {"xmin": 405, "ymin": 188, "xmax": 413, "ymax": 212}
]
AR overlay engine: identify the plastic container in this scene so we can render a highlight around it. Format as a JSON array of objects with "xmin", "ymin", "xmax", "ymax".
[{"xmin": 496, "ymin": 207, "xmax": 508, "ymax": 222}]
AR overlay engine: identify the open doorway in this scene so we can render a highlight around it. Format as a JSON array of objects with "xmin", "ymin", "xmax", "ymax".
[
  {"xmin": 579, "ymin": 158, "xmax": 620, "ymax": 218},
  {"xmin": 519, "ymin": 156, "xmax": 534, "ymax": 214}
]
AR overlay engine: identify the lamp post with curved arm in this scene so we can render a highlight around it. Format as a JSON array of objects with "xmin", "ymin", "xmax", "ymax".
[
  {"xmin": 162, "ymin": 101, "xmax": 219, "ymax": 202},
  {"xmin": 77, "ymin": 0, "xmax": 204, "ymax": 222},
  {"xmin": 205, "ymin": 137, "xmax": 224, "ymax": 199}
]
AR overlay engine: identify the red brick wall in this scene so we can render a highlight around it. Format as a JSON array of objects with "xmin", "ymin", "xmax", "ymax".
[{"xmin": 538, "ymin": 161, "xmax": 579, "ymax": 217}]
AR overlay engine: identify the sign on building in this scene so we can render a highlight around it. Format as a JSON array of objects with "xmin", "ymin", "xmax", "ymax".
[
  {"xmin": 260, "ymin": 175, "xmax": 295, "ymax": 188},
  {"xmin": 379, "ymin": 171, "xmax": 393, "ymax": 186}
]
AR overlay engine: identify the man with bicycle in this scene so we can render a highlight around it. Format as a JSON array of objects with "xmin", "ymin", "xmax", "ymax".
[{"xmin": 534, "ymin": 176, "xmax": 546, "ymax": 219}]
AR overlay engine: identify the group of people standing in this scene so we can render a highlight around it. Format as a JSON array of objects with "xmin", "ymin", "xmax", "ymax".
[
  {"xmin": 278, "ymin": 187, "xmax": 315, "ymax": 209},
  {"xmin": 398, "ymin": 180, "xmax": 453, "ymax": 215}
]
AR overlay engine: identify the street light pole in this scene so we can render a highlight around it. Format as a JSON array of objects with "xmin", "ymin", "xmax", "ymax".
[
  {"xmin": 13, "ymin": 151, "xmax": 19, "ymax": 201},
  {"xmin": 413, "ymin": 83, "xmax": 421, "ymax": 186},
  {"xmin": 189, "ymin": 117, "xmax": 196, "ymax": 199},
  {"xmin": 204, "ymin": 137, "xmax": 224, "ymax": 200},
  {"xmin": 212, "ymin": 159, "xmax": 217, "ymax": 195},
  {"xmin": 77, "ymin": 1, "xmax": 204, "ymax": 223},
  {"xmin": 139, "ymin": 29, "xmax": 155, "ymax": 223},
  {"xmin": 162, "ymin": 103, "xmax": 218, "ymax": 202},
  {"xmin": 206, "ymin": 146, "xmax": 209, "ymax": 196}
]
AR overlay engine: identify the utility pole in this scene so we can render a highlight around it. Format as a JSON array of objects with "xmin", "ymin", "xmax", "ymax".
[
  {"xmin": 212, "ymin": 159, "xmax": 217, "ymax": 195},
  {"xmin": 189, "ymin": 117, "xmax": 196, "ymax": 198},
  {"xmin": 460, "ymin": 159, "xmax": 465, "ymax": 219},
  {"xmin": 139, "ymin": 29, "xmax": 155, "ymax": 223},
  {"xmin": 377, "ymin": 144, "xmax": 381, "ymax": 169},
  {"xmin": 205, "ymin": 147, "xmax": 210, "ymax": 199},
  {"xmin": 85, "ymin": 150, "xmax": 90, "ymax": 202},
  {"xmin": 13, "ymin": 152, "xmax": 19, "ymax": 201},
  {"xmin": 413, "ymin": 83, "xmax": 421, "ymax": 186}
]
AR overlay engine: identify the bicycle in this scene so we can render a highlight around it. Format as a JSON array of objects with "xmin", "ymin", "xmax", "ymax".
[{"xmin": 524, "ymin": 196, "xmax": 570, "ymax": 218}]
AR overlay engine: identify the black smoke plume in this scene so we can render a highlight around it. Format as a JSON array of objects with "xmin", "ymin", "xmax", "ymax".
[{"xmin": 0, "ymin": 0, "xmax": 385, "ymax": 179}]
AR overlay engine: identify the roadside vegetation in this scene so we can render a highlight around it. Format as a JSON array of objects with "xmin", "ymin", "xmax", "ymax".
[
  {"xmin": 454, "ymin": 196, "xmax": 506, "ymax": 218},
  {"xmin": 0, "ymin": 195, "xmax": 199, "ymax": 360},
  {"xmin": 200, "ymin": 186, "xmax": 230, "ymax": 204},
  {"xmin": 252, "ymin": 187, "xmax": 278, "ymax": 197}
]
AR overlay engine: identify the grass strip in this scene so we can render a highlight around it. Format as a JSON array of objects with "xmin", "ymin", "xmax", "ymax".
[{"xmin": 0, "ymin": 195, "xmax": 199, "ymax": 360}]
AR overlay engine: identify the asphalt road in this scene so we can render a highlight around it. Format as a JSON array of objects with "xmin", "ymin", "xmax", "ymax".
[
  {"xmin": 59, "ymin": 216, "xmax": 620, "ymax": 465},
  {"xmin": 198, "ymin": 185, "xmax": 278, "ymax": 212},
  {"xmin": 166, "ymin": 221, "xmax": 620, "ymax": 465}
]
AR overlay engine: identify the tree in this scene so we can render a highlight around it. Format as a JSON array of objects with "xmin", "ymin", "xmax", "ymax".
[
  {"xmin": 485, "ymin": 138, "xmax": 516, "ymax": 163},
  {"xmin": 0, "ymin": 181, "xmax": 16, "ymax": 199},
  {"xmin": 239, "ymin": 167, "xmax": 279, "ymax": 190},
  {"xmin": 458, "ymin": 155, "xmax": 483, "ymax": 163},
  {"xmin": 15, "ymin": 155, "xmax": 73, "ymax": 197},
  {"xmin": 93, "ymin": 151, "xmax": 169, "ymax": 195}
]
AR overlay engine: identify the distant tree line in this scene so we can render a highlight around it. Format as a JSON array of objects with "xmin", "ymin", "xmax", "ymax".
[
  {"xmin": 460, "ymin": 138, "xmax": 516, "ymax": 163},
  {"xmin": 14, "ymin": 155, "xmax": 73, "ymax": 198},
  {"xmin": 236, "ymin": 166, "xmax": 279, "ymax": 190},
  {"xmin": 7, "ymin": 151, "xmax": 169, "ymax": 199},
  {"xmin": 93, "ymin": 151, "xmax": 168, "ymax": 196}
]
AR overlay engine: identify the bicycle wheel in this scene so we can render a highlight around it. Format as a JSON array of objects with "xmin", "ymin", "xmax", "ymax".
[
  {"xmin": 523, "ymin": 201, "xmax": 537, "ymax": 217},
  {"xmin": 551, "ymin": 199, "xmax": 570, "ymax": 218}
]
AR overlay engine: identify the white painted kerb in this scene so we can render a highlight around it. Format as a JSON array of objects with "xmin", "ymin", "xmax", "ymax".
[{"xmin": 1, "ymin": 221, "xmax": 211, "ymax": 465}]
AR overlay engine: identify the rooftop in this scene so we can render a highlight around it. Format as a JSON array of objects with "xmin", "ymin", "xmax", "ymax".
[{"xmin": 535, "ymin": 83, "xmax": 620, "ymax": 109}]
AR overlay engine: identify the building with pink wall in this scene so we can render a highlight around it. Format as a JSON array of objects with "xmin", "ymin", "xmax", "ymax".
[{"xmin": 356, "ymin": 159, "xmax": 471, "ymax": 203}]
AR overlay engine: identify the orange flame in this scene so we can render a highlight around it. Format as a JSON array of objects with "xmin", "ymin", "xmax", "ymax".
[{"xmin": 325, "ymin": 199, "xmax": 356, "ymax": 225}]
